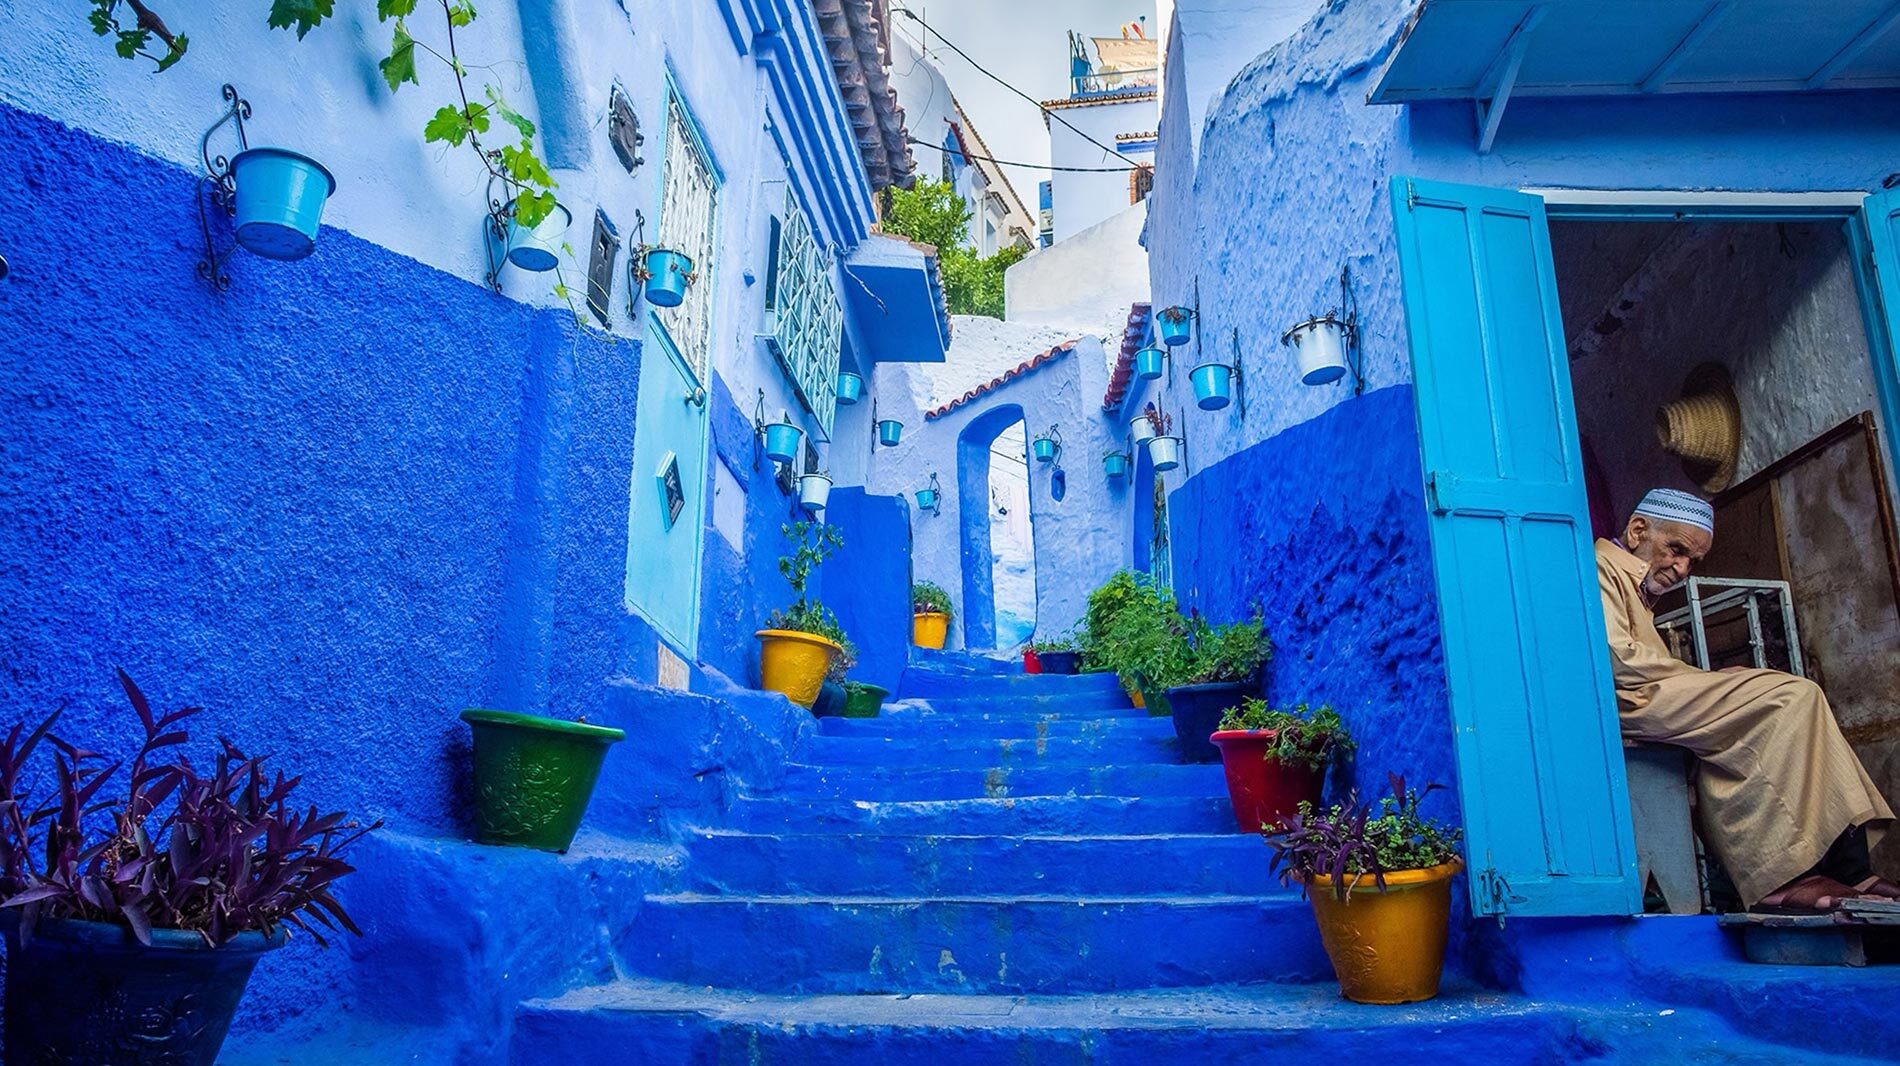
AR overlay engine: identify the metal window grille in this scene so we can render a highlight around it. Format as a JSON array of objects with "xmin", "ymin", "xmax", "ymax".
[
  {"xmin": 766, "ymin": 187, "xmax": 843, "ymax": 435},
  {"xmin": 656, "ymin": 96, "xmax": 718, "ymax": 383}
]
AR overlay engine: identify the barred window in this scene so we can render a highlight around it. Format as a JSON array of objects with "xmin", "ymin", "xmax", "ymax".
[
  {"xmin": 765, "ymin": 188, "xmax": 843, "ymax": 435},
  {"xmin": 656, "ymin": 95, "xmax": 718, "ymax": 382},
  {"xmin": 1130, "ymin": 164, "xmax": 1154, "ymax": 205}
]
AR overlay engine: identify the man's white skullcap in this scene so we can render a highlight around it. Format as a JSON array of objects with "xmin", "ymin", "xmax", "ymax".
[{"xmin": 1633, "ymin": 488, "xmax": 1714, "ymax": 534}]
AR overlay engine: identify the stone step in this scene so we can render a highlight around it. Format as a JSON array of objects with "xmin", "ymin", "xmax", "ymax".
[
  {"xmin": 726, "ymin": 794, "xmax": 1238, "ymax": 836},
  {"xmin": 882, "ymin": 696, "xmax": 1149, "ymax": 718},
  {"xmin": 682, "ymin": 831, "xmax": 1279, "ymax": 897},
  {"xmin": 898, "ymin": 666, "xmax": 1128, "ymax": 701},
  {"xmin": 818, "ymin": 711, "xmax": 1175, "ymax": 740},
  {"xmin": 800, "ymin": 732, "xmax": 1184, "ymax": 768},
  {"xmin": 775, "ymin": 761, "xmax": 1229, "ymax": 801},
  {"xmin": 509, "ymin": 980, "xmax": 1867, "ymax": 1065},
  {"xmin": 619, "ymin": 893, "xmax": 1329, "ymax": 994}
]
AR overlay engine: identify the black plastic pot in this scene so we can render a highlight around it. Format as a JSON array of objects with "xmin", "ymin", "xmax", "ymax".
[
  {"xmin": 4, "ymin": 915, "xmax": 286, "ymax": 1066},
  {"xmin": 1037, "ymin": 651, "xmax": 1081, "ymax": 674},
  {"xmin": 811, "ymin": 681, "xmax": 848, "ymax": 718},
  {"xmin": 1165, "ymin": 679, "xmax": 1257, "ymax": 763}
]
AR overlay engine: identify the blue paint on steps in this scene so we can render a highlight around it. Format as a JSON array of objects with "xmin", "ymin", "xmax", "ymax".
[
  {"xmin": 801, "ymin": 732, "xmax": 1185, "ymax": 767},
  {"xmin": 819, "ymin": 712, "xmax": 1175, "ymax": 740},
  {"xmin": 774, "ymin": 762, "xmax": 1230, "ymax": 800},
  {"xmin": 898, "ymin": 663, "xmax": 1128, "ymax": 700},
  {"xmin": 728, "ymin": 795, "xmax": 1239, "ymax": 835}
]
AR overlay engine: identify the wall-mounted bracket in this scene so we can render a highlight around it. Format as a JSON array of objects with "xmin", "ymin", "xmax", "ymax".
[{"xmin": 195, "ymin": 83, "xmax": 253, "ymax": 291}]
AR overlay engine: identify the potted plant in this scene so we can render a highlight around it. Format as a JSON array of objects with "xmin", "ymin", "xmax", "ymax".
[
  {"xmin": 912, "ymin": 580, "xmax": 953, "ymax": 648},
  {"xmin": 1029, "ymin": 632, "xmax": 1084, "ymax": 674},
  {"xmin": 1156, "ymin": 305, "xmax": 1194, "ymax": 347},
  {"xmin": 231, "ymin": 147, "xmax": 337, "ymax": 262},
  {"xmin": 877, "ymin": 418, "xmax": 904, "ymax": 447},
  {"xmin": 842, "ymin": 680, "xmax": 889, "ymax": 718},
  {"xmin": 1103, "ymin": 449, "xmax": 1130, "ymax": 479},
  {"xmin": 500, "ymin": 196, "xmax": 573, "ymax": 273},
  {"xmin": 1160, "ymin": 613, "xmax": 1271, "ymax": 763},
  {"xmin": 799, "ymin": 469, "xmax": 833, "ymax": 513},
  {"xmin": 1190, "ymin": 361, "xmax": 1234, "ymax": 410},
  {"xmin": 1081, "ymin": 569, "xmax": 1166, "ymax": 708},
  {"xmin": 1134, "ymin": 344, "xmax": 1166, "ymax": 380},
  {"xmin": 1267, "ymin": 775, "xmax": 1464, "ymax": 1005},
  {"xmin": 1145, "ymin": 408, "xmax": 1183, "ymax": 472},
  {"xmin": 1211, "ymin": 699, "xmax": 1353, "ymax": 832},
  {"xmin": 810, "ymin": 633, "xmax": 859, "ymax": 718},
  {"xmin": 1085, "ymin": 571, "xmax": 1187, "ymax": 719},
  {"xmin": 757, "ymin": 522, "xmax": 850, "ymax": 708},
  {"xmin": 1031, "ymin": 425, "xmax": 1062, "ymax": 464},
  {"xmin": 460, "ymin": 709, "xmax": 625, "ymax": 852},
  {"xmin": 1, "ymin": 672, "xmax": 377, "ymax": 1065},
  {"xmin": 1129, "ymin": 408, "xmax": 1158, "ymax": 447},
  {"xmin": 640, "ymin": 246, "xmax": 695, "ymax": 307},
  {"xmin": 1022, "ymin": 643, "xmax": 1043, "ymax": 674}
]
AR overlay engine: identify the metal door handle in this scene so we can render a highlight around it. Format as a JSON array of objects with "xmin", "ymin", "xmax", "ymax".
[{"xmin": 684, "ymin": 386, "xmax": 707, "ymax": 408}]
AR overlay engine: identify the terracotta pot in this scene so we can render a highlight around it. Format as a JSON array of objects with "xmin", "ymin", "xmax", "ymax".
[
  {"xmin": 1296, "ymin": 861, "xmax": 1463, "ymax": 1004},
  {"xmin": 1209, "ymin": 729, "xmax": 1324, "ymax": 833},
  {"xmin": 756, "ymin": 628, "xmax": 841, "ymax": 707},
  {"xmin": 913, "ymin": 611, "xmax": 949, "ymax": 649}
]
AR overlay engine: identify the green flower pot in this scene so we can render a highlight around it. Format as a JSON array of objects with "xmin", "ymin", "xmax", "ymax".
[
  {"xmin": 843, "ymin": 683, "xmax": 889, "ymax": 718},
  {"xmin": 460, "ymin": 709, "xmax": 625, "ymax": 853}
]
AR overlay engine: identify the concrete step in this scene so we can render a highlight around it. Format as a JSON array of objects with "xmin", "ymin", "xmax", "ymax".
[
  {"xmin": 682, "ymin": 831, "xmax": 1279, "ymax": 897},
  {"xmin": 884, "ymin": 694, "xmax": 1147, "ymax": 717},
  {"xmin": 726, "ymin": 794, "xmax": 1238, "ymax": 835},
  {"xmin": 818, "ymin": 711, "xmax": 1174, "ymax": 740},
  {"xmin": 799, "ymin": 732, "xmax": 1185, "ymax": 768},
  {"xmin": 898, "ymin": 666, "xmax": 1128, "ymax": 701},
  {"xmin": 510, "ymin": 980, "xmax": 1872, "ymax": 1065},
  {"xmin": 618, "ymin": 893, "xmax": 1329, "ymax": 994},
  {"xmin": 775, "ymin": 761, "xmax": 1229, "ymax": 801}
]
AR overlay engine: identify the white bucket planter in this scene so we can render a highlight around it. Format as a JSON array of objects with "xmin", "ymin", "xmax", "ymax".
[
  {"xmin": 799, "ymin": 472, "xmax": 833, "ymax": 513},
  {"xmin": 1129, "ymin": 414, "xmax": 1157, "ymax": 447},
  {"xmin": 1284, "ymin": 315, "xmax": 1350, "ymax": 386},
  {"xmin": 1147, "ymin": 434, "xmax": 1183, "ymax": 472}
]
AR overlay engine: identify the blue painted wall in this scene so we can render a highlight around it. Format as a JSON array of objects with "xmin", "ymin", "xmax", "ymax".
[{"xmin": 824, "ymin": 487, "xmax": 914, "ymax": 692}]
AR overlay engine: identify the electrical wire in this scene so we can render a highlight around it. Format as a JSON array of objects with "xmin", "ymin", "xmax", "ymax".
[
  {"xmin": 910, "ymin": 136, "xmax": 1143, "ymax": 173},
  {"xmin": 889, "ymin": 6, "xmax": 1148, "ymax": 170}
]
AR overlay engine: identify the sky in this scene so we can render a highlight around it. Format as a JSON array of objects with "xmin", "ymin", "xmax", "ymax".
[{"xmin": 892, "ymin": 1, "xmax": 1159, "ymax": 210}]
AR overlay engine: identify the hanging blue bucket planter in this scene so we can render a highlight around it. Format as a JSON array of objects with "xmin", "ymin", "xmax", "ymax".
[
  {"xmin": 502, "ymin": 199, "xmax": 573, "ymax": 272},
  {"xmin": 836, "ymin": 372, "xmax": 864, "ymax": 406},
  {"xmin": 877, "ymin": 419, "xmax": 904, "ymax": 447},
  {"xmin": 230, "ymin": 148, "xmax": 336, "ymax": 261},
  {"xmin": 763, "ymin": 421, "xmax": 803, "ymax": 464},
  {"xmin": 1104, "ymin": 451, "xmax": 1129, "ymax": 479},
  {"xmin": 1147, "ymin": 434, "xmax": 1183, "ymax": 472},
  {"xmin": 1190, "ymin": 363, "xmax": 1233, "ymax": 410},
  {"xmin": 915, "ymin": 486, "xmax": 940, "ymax": 512},
  {"xmin": 1032, "ymin": 434, "xmax": 1060, "ymax": 463},
  {"xmin": 643, "ymin": 248, "xmax": 695, "ymax": 307},
  {"xmin": 1156, "ymin": 307, "xmax": 1194, "ymax": 347},
  {"xmin": 1134, "ymin": 345, "xmax": 1166, "ymax": 381}
]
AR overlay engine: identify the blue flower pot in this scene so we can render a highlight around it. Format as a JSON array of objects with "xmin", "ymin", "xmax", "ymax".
[
  {"xmin": 877, "ymin": 419, "xmax": 904, "ymax": 447},
  {"xmin": 1166, "ymin": 678, "xmax": 1258, "ymax": 763},
  {"xmin": 1032, "ymin": 436, "xmax": 1059, "ymax": 463},
  {"xmin": 1147, "ymin": 434, "xmax": 1183, "ymax": 472},
  {"xmin": 915, "ymin": 487, "xmax": 939, "ymax": 512},
  {"xmin": 503, "ymin": 199, "xmax": 572, "ymax": 272},
  {"xmin": 1157, "ymin": 308, "xmax": 1193, "ymax": 347},
  {"xmin": 836, "ymin": 372, "xmax": 864, "ymax": 405},
  {"xmin": 1134, "ymin": 345, "xmax": 1166, "ymax": 380},
  {"xmin": 1190, "ymin": 363, "xmax": 1233, "ymax": 410},
  {"xmin": 1104, "ymin": 452, "xmax": 1129, "ymax": 479},
  {"xmin": 643, "ymin": 248, "xmax": 695, "ymax": 307},
  {"xmin": 763, "ymin": 421, "xmax": 803, "ymax": 463},
  {"xmin": 230, "ymin": 148, "xmax": 335, "ymax": 261}
]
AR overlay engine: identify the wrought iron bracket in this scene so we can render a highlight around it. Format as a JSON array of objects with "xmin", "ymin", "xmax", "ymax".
[{"xmin": 195, "ymin": 84, "xmax": 252, "ymax": 291}]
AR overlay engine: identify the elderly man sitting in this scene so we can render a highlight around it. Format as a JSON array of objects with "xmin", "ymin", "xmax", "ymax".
[{"xmin": 1597, "ymin": 488, "xmax": 1897, "ymax": 913}]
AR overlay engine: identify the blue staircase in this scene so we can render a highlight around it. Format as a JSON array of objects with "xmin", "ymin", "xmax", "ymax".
[{"xmin": 494, "ymin": 655, "xmax": 1889, "ymax": 1064}]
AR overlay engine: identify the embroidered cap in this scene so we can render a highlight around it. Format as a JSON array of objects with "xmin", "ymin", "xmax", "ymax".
[{"xmin": 1633, "ymin": 488, "xmax": 1714, "ymax": 534}]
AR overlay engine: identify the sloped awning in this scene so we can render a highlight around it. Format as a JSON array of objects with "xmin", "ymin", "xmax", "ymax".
[
  {"xmin": 842, "ymin": 234, "xmax": 953, "ymax": 363},
  {"xmin": 1369, "ymin": 0, "xmax": 1900, "ymax": 151}
]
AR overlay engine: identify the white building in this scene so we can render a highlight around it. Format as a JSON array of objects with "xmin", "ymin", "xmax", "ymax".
[{"xmin": 1040, "ymin": 27, "xmax": 1159, "ymax": 244}]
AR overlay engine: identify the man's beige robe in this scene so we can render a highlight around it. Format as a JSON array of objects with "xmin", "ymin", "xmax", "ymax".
[{"xmin": 1595, "ymin": 539, "xmax": 1893, "ymax": 905}]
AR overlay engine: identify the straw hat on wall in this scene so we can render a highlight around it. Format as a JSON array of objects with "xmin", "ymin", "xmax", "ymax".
[{"xmin": 1655, "ymin": 363, "xmax": 1742, "ymax": 492}]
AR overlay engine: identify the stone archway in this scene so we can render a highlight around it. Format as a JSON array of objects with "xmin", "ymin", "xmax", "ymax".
[{"xmin": 956, "ymin": 403, "xmax": 1037, "ymax": 649}]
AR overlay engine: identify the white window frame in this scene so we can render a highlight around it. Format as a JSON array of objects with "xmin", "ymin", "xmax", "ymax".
[
  {"xmin": 655, "ymin": 93, "xmax": 719, "ymax": 384},
  {"xmin": 763, "ymin": 186, "xmax": 843, "ymax": 436}
]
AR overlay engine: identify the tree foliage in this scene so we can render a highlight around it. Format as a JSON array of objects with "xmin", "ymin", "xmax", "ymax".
[{"xmin": 881, "ymin": 178, "xmax": 1029, "ymax": 320}]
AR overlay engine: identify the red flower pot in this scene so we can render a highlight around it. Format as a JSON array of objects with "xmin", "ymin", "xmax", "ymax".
[
  {"xmin": 1210, "ymin": 730, "xmax": 1324, "ymax": 833},
  {"xmin": 1023, "ymin": 649, "xmax": 1043, "ymax": 674}
]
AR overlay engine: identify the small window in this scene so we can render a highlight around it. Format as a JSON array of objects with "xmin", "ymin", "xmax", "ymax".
[
  {"xmin": 1130, "ymin": 165, "xmax": 1154, "ymax": 204},
  {"xmin": 763, "ymin": 215, "xmax": 783, "ymax": 314}
]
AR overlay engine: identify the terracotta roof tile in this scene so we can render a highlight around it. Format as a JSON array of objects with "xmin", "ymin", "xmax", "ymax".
[
  {"xmin": 1101, "ymin": 303, "xmax": 1153, "ymax": 412},
  {"xmin": 925, "ymin": 339, "xmax": 1081, "ymax": 421}
]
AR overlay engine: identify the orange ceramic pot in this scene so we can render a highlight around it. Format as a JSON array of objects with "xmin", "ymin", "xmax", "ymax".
[
  {"xmin": 1296, "ymin": 861, "xmax": 1462, "ymax": 1004},
  {"xmin": 912, "ymin": 611, "xmax": 949, "ymax": 649},
  {"xmin": 756, "ymin": 629, "xmax": 840, "ymax": 708}
]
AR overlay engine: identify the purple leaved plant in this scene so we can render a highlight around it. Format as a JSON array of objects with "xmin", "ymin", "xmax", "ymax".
[
  {"xmin": 0, "ymin": 670, "xmax": 379, "ymax": 948},
  {"xmin": 1265, "ymin": 773, "xmax": 1463, "ymax": 899}
]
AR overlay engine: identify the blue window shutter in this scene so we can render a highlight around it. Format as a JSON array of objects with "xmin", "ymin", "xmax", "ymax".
[
  {"xmin": 1863, "ymin": 189, "xmax": 1900, "ymax": 453},
  {"xmin": 1390, "ymin": 177, "xmax": 1641, "ymax": 917}
]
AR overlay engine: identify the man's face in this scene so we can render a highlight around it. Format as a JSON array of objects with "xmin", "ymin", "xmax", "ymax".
[{"xmin": 1623, "ymin": 516, "xmax": 1713, "ymax": 598}]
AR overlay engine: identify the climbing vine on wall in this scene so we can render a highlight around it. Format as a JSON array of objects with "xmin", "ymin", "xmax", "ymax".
[{"xmin": 88, "ymin": 1, "xmax": 188, "ymax": 71}]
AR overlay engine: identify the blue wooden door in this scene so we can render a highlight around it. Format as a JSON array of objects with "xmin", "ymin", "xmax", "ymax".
[
  {"xmin": 1390, "ymin": 177, "xmax": 1641, "ymax": 917},
  {"xmin": 624, "ymin": 323, "xmax": 709, "ymax": 654},
  {"xmin": 1864, "ymin": 189, "xmax": 1900, "ymax": 472}
]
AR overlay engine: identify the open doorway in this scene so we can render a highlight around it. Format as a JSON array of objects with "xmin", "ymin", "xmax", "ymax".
[
  {"xmin": 956, "ymin": 404, "xmax": 1038, "ymax": 650},
  {"xmin": 1551, "ymin": 216, "xmax": 1900, "ymax": 887}
]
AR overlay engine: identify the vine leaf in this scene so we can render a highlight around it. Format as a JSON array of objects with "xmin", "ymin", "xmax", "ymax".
[
  {"xmin": 380, "ymin": 21, "xmax": 419, "ymax": 92},
  {"xmin": 376, "ymin": 0, "xmax": 419, "ymax": 19},
  {"xmin": 447, "ymin": 2, "xmax": 477, "ymax": 28},
  {"xmin": 267, "ymin": 0, "xmax": 336, "ymax": 39},
  {"xmin": 487, "ymin": 86, "xmax": 536, "ymax": 141}
]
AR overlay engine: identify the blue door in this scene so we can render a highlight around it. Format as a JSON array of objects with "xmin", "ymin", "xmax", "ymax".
[
  {"xmin": 1390, "ymin": 177, "xmax": 1641, "ymax": 917},
  {"xmin": 1864, "ymin": 189, "xmax": 1900, "ymax": 471},
  {"xmin": 624, "ymin": 322, "xmax": 709, "ymax": 653}
]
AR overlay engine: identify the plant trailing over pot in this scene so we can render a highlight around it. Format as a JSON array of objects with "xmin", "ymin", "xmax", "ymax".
[
  {"xmin": 1156, "ymin": 304, "xmax": 1194, "ymax": 347},
  {"xmin": 1160, "ymin": 613, "xmax": 1271, "ymax": 762},
  {"xmin": 912, "ymin": 580, "xmax": 954, "ymax": 649},
  {"xmin": 1, "ymin": 671, "xmax": 377, "ymax": 1064},
  {"xmin": 809, "ymin": 627, "xmax": 860, "ymax": 718},
  {"xmin": 1267, "ymin": 774, "xmax": 1465, "ymax": 1005},
  {"xmin": 1212, "ymin": 699, "xmax": 1353, "ymax": 833},
  {"xmin": 758, "ymin": 521, "xmax": 849, "ymax": 708}
]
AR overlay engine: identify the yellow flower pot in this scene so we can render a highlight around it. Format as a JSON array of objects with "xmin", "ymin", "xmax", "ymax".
[
  {"xmin": 1296, "ymin": 861, "xmax": 1462, "ymax": 1004},
  {"xmin": 1127, "ymin": 685, "xmax": 1145, "ymax": 709},
  {"xmin": 755, "ymin": 629, "xmax": 840, "ymax": 708},
  {"xmin": 912, "ymin": 611, "xmax": 949, "ymax": 649}
]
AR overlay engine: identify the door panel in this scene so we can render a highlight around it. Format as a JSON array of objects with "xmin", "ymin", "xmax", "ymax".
[
  {"xmin": 1391, "ymin": 176, "xmax": 1641, "ymax": 917},
  {"xmin": 624, "ymin": 322, "xmax": 708, "ymax": 653}
]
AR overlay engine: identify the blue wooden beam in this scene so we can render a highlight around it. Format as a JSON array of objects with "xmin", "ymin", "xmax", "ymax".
[
  {"xmin": 1806, "ymin": 0, "xmax": 1900, "ymax": 89},
  {"xmin": 1639, "ymin": 0, "xmax": 1734, "ymax": 93},
  {"xmin": 1474, "ymin": 5, "xmax": 1546, "ymax": 154}
]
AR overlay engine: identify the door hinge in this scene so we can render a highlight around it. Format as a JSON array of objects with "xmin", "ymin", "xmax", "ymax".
[
  {"xmin": 1426, "ymin": 470, "xmax": 1454, "ymax": 514},
  {"xmin": 1405, "ymin": 179, "xmax": 1419, "ymax": 211},
  {"xmin": 1477, "ymin": 866, "xmax": 1526, "ymax": 922}
]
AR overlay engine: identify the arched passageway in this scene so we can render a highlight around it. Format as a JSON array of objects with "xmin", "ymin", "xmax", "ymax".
[{"xmin": 957, "ymin": 404, "xmax": 1038, "ymax": 649}]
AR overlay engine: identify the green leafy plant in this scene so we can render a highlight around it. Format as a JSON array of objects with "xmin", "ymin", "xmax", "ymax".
[
  {"xmin": 1266, "ymin": 774, "xmax": 1463, "ymax": 897},
  {"xmin": 1179, "ymin": 613, "xmax": 1271, "ymax": 686},
  {"xmin": 1086, "ymin": 571, "xmax": 1186, "ymax": 688},
  {"xmin": 766, "ymin": 522, "xmax": 851, "ymax": 649},
  {"xmin": 912, "ymin": 580, "xmax": 953, "ymax": 621},
  {"xmin": 880, "ymin": 178, "xmax": 1030, "ymax": 318},
  {"xmin": 88, "ymin": 1, "xmax": 187, "ymax": 71},
  {"xmin": 1216, "ymin": 699, "xmax": 1355, "ymax": 770}
]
